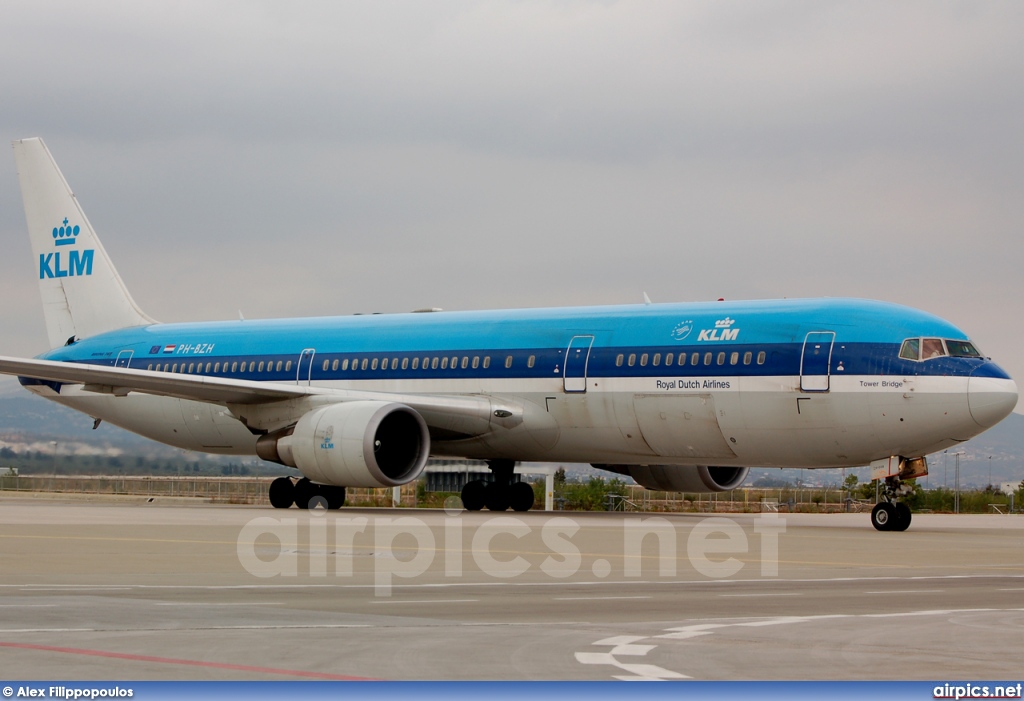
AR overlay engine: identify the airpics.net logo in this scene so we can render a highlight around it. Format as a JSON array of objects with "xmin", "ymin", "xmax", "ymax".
[
  {"xmin": 236, "ymin": 511, "xmax": 787, "ymax": 596},
  {"xmin": 39, "ymin": 217, "xmax": 94, "ymax": 279}
]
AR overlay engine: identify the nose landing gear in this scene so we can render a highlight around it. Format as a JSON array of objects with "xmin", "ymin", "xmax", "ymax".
[{"xmin": 870, "ymin": 477, "xmax": 913, "ymax": 531}]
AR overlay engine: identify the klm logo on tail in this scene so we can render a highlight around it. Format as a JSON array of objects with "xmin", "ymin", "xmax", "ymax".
[{"xmin": 39, "ymin": 218, "xmax": 94, "ymax": 279}]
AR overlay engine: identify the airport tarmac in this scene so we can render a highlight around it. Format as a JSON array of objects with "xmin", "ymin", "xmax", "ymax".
[{"xmin": 1, "ymin": 495, "xmax": 1023, "ymax": 681}]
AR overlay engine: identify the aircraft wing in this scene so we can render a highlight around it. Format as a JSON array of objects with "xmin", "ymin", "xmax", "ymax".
[{"xmin": 0, "ymin": 355, "xmax": 518, "ymax": 437}]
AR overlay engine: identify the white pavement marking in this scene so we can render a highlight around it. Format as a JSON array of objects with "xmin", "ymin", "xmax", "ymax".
[
  {"xmin": 864, "ymin": 589, "xmax": 944, "ymax": 594},
  {"xmin": 554, "ymin": 596, "xmax": 652, "ymax": 601},
  {"xmin": 372, "ymin": 599, "xmax": 478, "ymax": 604},
  {"xmin": 578, "ymin": 607, "xmax": 1024, "ymax": 681},
  {"xmin": 719, "ymin": 592, "xmax": 802, "ymax": 597}
]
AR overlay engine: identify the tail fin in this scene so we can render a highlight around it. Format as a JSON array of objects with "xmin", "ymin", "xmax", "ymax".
[{"xmin": 13, "ymin": 138, "xmax": 155, "ymax": 348}]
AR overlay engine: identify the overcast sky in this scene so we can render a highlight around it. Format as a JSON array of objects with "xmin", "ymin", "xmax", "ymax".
[{"xmin": 1, "ymin": 1, "xmax": 1021, "ymax": 411}]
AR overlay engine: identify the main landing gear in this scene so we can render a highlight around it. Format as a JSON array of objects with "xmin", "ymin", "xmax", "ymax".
[
  {"xmin": 460, "ymin": 459, "xmax": 535, "ymax": 512},
  {"xmin": 870, "ymin": 476, "xmax": 912, "ymax": 532},
  {"xmin": 269, "ymin": 476, "xmax": 346, "ymax": 510}
]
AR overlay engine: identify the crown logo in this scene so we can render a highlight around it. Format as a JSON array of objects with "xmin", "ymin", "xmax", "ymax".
[
  {"xmin": 52, "ymin": 218, "xmax": 80, "ymax": 247},
  {"xmin": 714, "ymin": 317, "xmax": 735, "ymax": 329}
]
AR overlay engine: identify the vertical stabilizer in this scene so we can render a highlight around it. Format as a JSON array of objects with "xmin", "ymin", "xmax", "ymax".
[{"xmin": 13, "ymin": 138, "xmax": 155, "ymax": 348}]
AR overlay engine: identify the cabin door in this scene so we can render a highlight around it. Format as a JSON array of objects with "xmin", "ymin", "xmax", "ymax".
[
  {"xmin": 115, "ymin": 350, "xmax": 134, "ymax": 368},
  {"xmin": 563, "ymin": 335, "xmax": 594, "ymax": 393},
  {"xmin": 800, "ymin": 332, "xmax": 835, "ymax": 392},
  {"xmin": 296, "ymin": 348, "xmax": 316, "ymax": 385}
]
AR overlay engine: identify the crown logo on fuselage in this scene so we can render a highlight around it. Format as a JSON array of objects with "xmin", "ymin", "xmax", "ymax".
[
  {"xmin": 53, "ymin": 218, "xmax": 80, "ymax": 247},
  {"xmin": 40, "ymin": 217, "xmax": 94, "ymax": 279}
]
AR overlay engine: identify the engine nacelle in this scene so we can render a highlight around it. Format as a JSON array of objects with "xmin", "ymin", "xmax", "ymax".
[
  {"xmin": 597, "ymin": 464, "xmax": 749, "ymax": 493},
  {"xmin": 257, "ymin": 401, "xmax": 430, "ymax": 488}
]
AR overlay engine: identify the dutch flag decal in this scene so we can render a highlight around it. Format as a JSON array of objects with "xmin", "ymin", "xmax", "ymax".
[{"xmin": 163, "ymin": 345, "xmax": 177, "ymax": 354}]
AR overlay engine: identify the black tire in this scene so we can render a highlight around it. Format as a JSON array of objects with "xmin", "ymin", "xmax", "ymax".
[
  {"xmin": 293, "ymin": 478, "xmax": 318, "ymax": 510},
  {"xmin": 322, "ymin": 485, "xmax": 347, "ymax": 510},
  {"xmin": 484, "ymin": 482, "xmax": 511, "ymax": 512},
  {"xmin": 268, "ymin": 477, "xmax": 295, "ymax": 509},
  {"xmin": 871, "ymin": 502, "xmax": 896, "ymax": 531},
  {"xmin": 894, "ymin": 503, "xmax": 912, "ymax": 531},
  {"xmin": 510, "ymin": 481, "xmax": 535, "ymax": 512},
  {"xmin": 461, "ymin": 480, "xmax": 486, "ymax": 511}
]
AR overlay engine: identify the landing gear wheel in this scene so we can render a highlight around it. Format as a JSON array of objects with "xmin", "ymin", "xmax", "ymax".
[
  {"xmin": 461, "ymin": 480, "xmax": 486, "ymax": 511},
  {"xmin": 893, "ymin": 503, "xmax": 912, "ymax": 531},
  {"xmin": 321, "ymin": 485, "xmax": 346, "ymax": 510},
  {"xmin": 293, "ymin": 478, "xmax": 318, "ymax": 510},
  {"xmin": 510, "ymin": 481, "xmax": 535, "ymax": 512},
  {"xmin": 484, "ymin": 482, "xmax": 511, "ymax": 512},
  {"xmin": 871, "ymin": 502, "xmax": 897, "ymax": 531},
  {"xmin": 268, "ymin": 477, "xmax": 295, "ymax": 509}
]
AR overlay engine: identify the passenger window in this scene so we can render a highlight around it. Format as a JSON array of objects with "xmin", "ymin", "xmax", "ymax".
[
  {"xmin": 402, "ymin": 357, "xmax": 409, "ymax": 370},
  {"xmin": 640, "ymin": 353, "xmax": 648, "ymax": 367},
  {"xmin": 921, "ymin": 338, "xmax": 946, "ymax": 359},
  {"xmin": 285, "ymin": 361, "xmax": 292, "ymax": 372},
  {"xmin": 484, "ymin": 356, "xmax": 491, "ymax": 369},
  {"xmin": 743, "ymin": 351, "xmax": 752, "ymax": 365},
  {"xmin": 187, "ymin": 363, "xmax": 193, "ymax": 373},
  {"xmin": 665, "ymin": 352, "xmax": 674, "ymax": 366},
  {"xmin": 213, "ymin": 363, "xmax": 219, "ymax": 372},
  {"xmin": 441, "ymin": 357, "xmax": 449, "ymax": 370},
  {"xmin": 653, "ymin": 353, "xmax": 661, "ymax": 367},
  {"xmin": 450, "ymin": 356, "xmax": 457, "ymax": 368},
  {"xmin": 528, "ymin": 355, "xmax": 536, "ymax": 369},
  {"xmin": 329, "ymin": 359, "xmax": 336, "ymax": 372},
  {"xmin": 360, "ymin": 358, "xmax": 367, "ymax": 371},
  {"xmin": 899, "ymin": 338, "xmax": 921, "ymax": 361},
  {"xmin": 461, "ymin": 357, "xmax": 469, "ymax": 369},
  {"xmin": 382, "ymin": 358, "xmax": 389, "ymax": 370},
  {"xmin": 148, "ymin": 364, "xmax": 154, "ymax": 371},
  {"xmin": 372, "ymin": 358, "xmax": 379, "ymax": 370},
  {"xmin": 716, "ymin": 352, "xmax": 725, "ymax": 366},
  {"xmin": 677, "ymin": 352, "xmax": 686, "ymax": 367},
  {"xmin": 431, "ymin": 357, "xmax": 439, "ymax": 370},
  {"xmin": 248, "ymin": 362, "xmax": 255, "ymax": 372},
  {"xmin": 276, "ymin": 361, "xmax": 283, "ymax": 372},
  {"xmin": 205, "ymin": 363, "xmax": 211, "ymax": 373},
  {"xmin": 757, "ymin": 351, "xmax": 766, "ymax": 365},
  {"xmin": 730, "ymin": 352, "xmax": 739, "ymax": 365},
  {"xmin": 411, "ymin": 357, "xmax": 419, "ymax": 370},
  {"xmin": 322, "ymin": 359, "xmax": 329, "ymax": 371},
  {"xmin": 472, "ymin": 356, "xmax": 479, "ymax": 369},
  {"xmin": 703, "ymin": 353, "xmax": 712, "ymax": 366},
  {"xmin": 691, "ymin": 352, "xmax": 700, "ymax": 366},
  {"xmin": 230, "ymin": 362, "xmax": 236, "ymax": 373},
  {"xmin": 616, "ymin": 354, "xmax": 624, "ymax": 367},
  {"xmin": 505, "ymin": 356, "xmax": 513, "ymax": 369},
  {"xmin": 628, "ymin": 353, "xmax": 636, "ymax": 367}
]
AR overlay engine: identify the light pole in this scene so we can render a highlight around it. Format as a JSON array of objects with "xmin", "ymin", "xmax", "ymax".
[
  {"xmin": 952, "ymin": 451, "xmax": 966, "ymax": 513},
  {"xmin": 51, "ymin": 441, "xmax": 58, "ymax": 472}
]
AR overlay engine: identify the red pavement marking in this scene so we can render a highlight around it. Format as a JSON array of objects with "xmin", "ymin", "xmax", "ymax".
[{"xmin": 0, "ymin": 642, "xmax": 374, "ymax": 680}]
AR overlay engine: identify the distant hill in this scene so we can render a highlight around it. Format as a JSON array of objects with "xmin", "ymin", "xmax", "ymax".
[{"xmin": 0, "ymin": 387, "xmax": 1020, "ymax": 487}]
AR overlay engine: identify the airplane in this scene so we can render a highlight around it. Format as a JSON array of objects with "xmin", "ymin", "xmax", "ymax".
[{"xmin": 1, "ymin": 137, "xmax": 1017, "ymax": 532}]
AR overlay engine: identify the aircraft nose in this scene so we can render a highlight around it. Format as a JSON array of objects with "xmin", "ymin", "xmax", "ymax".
[{"xmin": 968, "ymin": 364, "xmax": 1018, "ymax": 428}]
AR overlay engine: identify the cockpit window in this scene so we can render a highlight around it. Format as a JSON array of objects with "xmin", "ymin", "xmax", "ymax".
[
  {"xmin": 899, "ymin": 338, "xmax": 920, "ymax": 361},
  {"xmin": 945, "ymin": 339, "xmax": 982, "ymax": 358},
  {"xmin": 921, "ymin": 338, "xmax": 946, "ymax": 359}
]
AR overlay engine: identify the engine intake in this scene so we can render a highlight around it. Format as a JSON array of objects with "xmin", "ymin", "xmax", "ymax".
[
  {"xmin": 257, "ymin": 401, "xmax": 430, "ymax": 488},
  {"xmin": 596, "ymin": 464, "xmax": 749, "ymax": 493}
]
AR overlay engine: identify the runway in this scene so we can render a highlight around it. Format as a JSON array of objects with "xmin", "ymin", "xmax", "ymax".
[{"xmin": 1, "ymin": 495, "xmax": 1023, "ymax": 680}]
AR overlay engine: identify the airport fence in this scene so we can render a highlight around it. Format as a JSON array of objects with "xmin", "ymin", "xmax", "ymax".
[{"xmin": 0, "ymin": 473, "xmax": 420, "ymax": 507}]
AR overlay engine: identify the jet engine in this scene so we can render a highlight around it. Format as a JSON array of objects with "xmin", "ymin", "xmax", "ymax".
[
  {"xmin": 596, "ymin": 464, "xmax": 749, "ymax": 493},
  {"xmin": 256, "ymin": 401, "xmax": 430, "ymax": 488}
]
